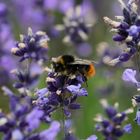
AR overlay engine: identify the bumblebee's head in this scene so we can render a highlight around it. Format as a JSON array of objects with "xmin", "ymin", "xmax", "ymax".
[
  {"xmin": 52, "ymin": 55, "xmax": 74, "ymax": 64},
  {"xmin": 52, "ymin": 62, "xmax": 64, "ymax": 72},
  {"xmin": 61, "ymin": 55, "xmax": 75, "ymax": 64},
  {"xmin": 51, "ymin": 55, "xmax": 75, "ymax": 72}
]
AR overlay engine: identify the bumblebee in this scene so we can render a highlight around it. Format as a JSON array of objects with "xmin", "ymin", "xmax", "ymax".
[{"xmin": 51, "ymin": 55, "xmax": 96, "ymax": 78}]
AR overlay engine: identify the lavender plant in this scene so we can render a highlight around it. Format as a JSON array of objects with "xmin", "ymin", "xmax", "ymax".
[
  {"xmin": 35, "ymin": 71, "xmax": 88, "ymax": 118},
  {"xmin": 104, "ymin": 0, "xmax": 140, "ymax": 65},
  {"xmin": 9, "ymin": 26, "xmax": 97, "ymax": 139},
  {"xmin": 0, "ymin": 0, "xmax": 138, "ymax": 139},
  {"xmin": 104, "ymin": 0, "xmax": 140, "ymax": 128},
  {"xmin": 95, "ymin": 99, "xmax": 133, "ymax": 140},
  {"xmin": 0, "ymin": 87, "xmax": 60, "ymax": 140},
  {"xmin": 11, "ymin": 28, "xmax": 49, "ymax": 62}
]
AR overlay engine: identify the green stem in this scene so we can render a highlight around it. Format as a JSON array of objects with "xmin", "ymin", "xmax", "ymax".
[{"xmin": 62, "ymin": 107, "xmax": 66, "ymax": 139}]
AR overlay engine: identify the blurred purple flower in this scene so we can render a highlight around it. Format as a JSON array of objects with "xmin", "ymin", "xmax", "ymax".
[
  {"xmin": 26, "ymin": 108, "xmax": 44, "ymax": 132},
  {"xmin": 12, "ymin": 63, "xmax": 43, "ymax": 90},
  {"xmin": 123, "ymin": 124, "xmax": 132, "ymax": 133},
  {"xmin": 76, "ymin": 43, "xmax": 92, "ymax": 57},
  {"xmin": 122, "ymin": 69, "xmax": 140, "ymax": 90},
  {"xmin": 122, "ymin": 69, "xmax": 137, "ymax": 83},
  {"xmin": 0, "ymin": 2, "xmax": 17, "ymax": 85},
  {"xmin": 1, "ymin": 86, "xmax": 60, "ymax": 140},
  {"xmin": 44, "ymin": 0, "xmax": 74, "ymax": 13},
  {"xmin": 11, "ymin": 129, "xmax": 24, "ymax": 140},
  {"xmin": 11, "ymin": 0, "xmax": 45, "ymax": 31},
  {"xmin": 97, "ymin": 42, "xmax": 121, "ymax": 66},
  {"xmin": 0, "ymin": 87, "xmax": 40, "ymax": 138},
  {"xmin": 44, "ymin": 0, "xmax": 58, "ymax": 10},
  {"xmin": 95, "ymin": 99, "xmax": 133, "ymax": 140},
  {"xmin": 39, "ymin": 121, "xmax": 60, "ymax": 140},
  {"xmin": 0, "ymin": 2, "xmax": 7, "ymax": 21},
  {"xmin": 56, "ymin": 3, "xmax": 96, "ymax": 45},
  {"xmin": 12, "ymin": 0, "xmax": 75, "ymax": 37}
]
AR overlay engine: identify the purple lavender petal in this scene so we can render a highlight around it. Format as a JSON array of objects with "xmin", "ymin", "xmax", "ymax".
[
  {"xmin": 87, "ymin": 135, "xmax": 98, "ymax": 140},
  {"xmin": 67, "ymin": 84, "xmax": 88, "ymax": 96},
  {"xmin": 123, "ymin": 124, "xmax": 132, "ymax": 133},
  {"xmin": 11, "ymin": 129, "xmax": 24, "ymax": 140},
  {"xmin": 122, "ymin": 69, "xmax": 138, "ymax": 84},
  {"xmin": 127, "ymin": 25, "xmax": 140, "ymax": 37},
  {"xmin": 26, "ymin": 108, "xmax": 44, "ymax": 132},
  {"xmin": 39, "ymin": 121, "xmax": 60, "ymax": 140}
]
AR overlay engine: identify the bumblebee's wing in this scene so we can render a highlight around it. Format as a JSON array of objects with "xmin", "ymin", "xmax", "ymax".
[
  {"xmin": 73, "ymin": 57, "xmax": 98, "ymax": 64},
  {"xmin": 69, "ymin": 60, "xmax": 89, "ymax": 65}
]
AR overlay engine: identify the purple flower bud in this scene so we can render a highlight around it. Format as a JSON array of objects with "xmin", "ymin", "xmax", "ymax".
[
  {"xmin": 119, "ymin": 53, "xmax": 131, "ymax": 62},
  {"xmin": 113, "ymin": 35, "xmax": 126, "ymax": 42},
  {"xmin": 127, "ymin": 25, "xmax": 140, "ymax": 37},
  {"xmin": 129, "ymin": 47, "xmax": 136, "ymax": 55},
  {"xmin": 105, "ymin": 106, "xmax": 117, "ymax": 118},
  {"xmin": 26, "ymin": 108, "xmax": 44, "ymax": 132},
  {"xmin": 106, "ymin": 125, "xmax": 113, "ymax": 133},
  {"xmin": 123, "ymin": 124, "xmax": 132, "ymax": 133},
  {"xmin": 69, "ymin": 103, "xmax": 80, "ymax": 110},
  {"xmin": 102, "ymin": 120, "xmax": 110, "ymax": 128},
  {"xmin": 113, "ymin": 128, "xmax": 123, "ymax": 137},
  {"xmin": 120, "ymin": 22, "xmax": 129, "ymax": 29}
]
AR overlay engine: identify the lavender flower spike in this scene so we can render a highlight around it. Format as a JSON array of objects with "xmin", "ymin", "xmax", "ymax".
[
  {"xmin": 104, "ymin": 0, "xmax": 140, "ymax": 64},
  {"xmin": 11, "ymin": 27, "xmax": 49, "ymax": 62},
  {"xmin": 95, "ymin": 99, "xmax": 133, "ymax": 140},
  {"xmin": 35, "ymin": 72, "xmax": 88, "ymax": 118},
  {"xmin": 0, "ymin": 86, "xmax": 48, "ymax": 140}
]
